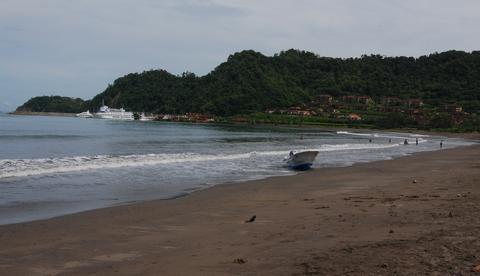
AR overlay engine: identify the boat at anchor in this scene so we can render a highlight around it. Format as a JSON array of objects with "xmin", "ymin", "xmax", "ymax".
[
  {"xmin": 76, "ymin": 110, "xmax": 93, "ymax": 118},
  {"xmin": 95, "ymin": 104, "xmax": 134, "ymax": 120}
]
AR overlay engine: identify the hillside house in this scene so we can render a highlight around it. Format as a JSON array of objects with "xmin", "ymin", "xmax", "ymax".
[
  {"xmin": 382, "ymin": 97, "xmax": 403, "ymax": 106},
  {"xmin": 349, "ymin": 113, "xmax": 362, "ymax": 121},
  {"xmin": 406, "ymin": 99, "xmax": 424, "ymax": 108},
  {"xmin": 444, "ymin": 104, "xmax": 463, "ymax": 113}
]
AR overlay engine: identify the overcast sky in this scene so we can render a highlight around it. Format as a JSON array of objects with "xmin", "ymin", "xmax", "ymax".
[{"xmin": 1, "ymin": 0, "xmax": 479, "ymax": 111}]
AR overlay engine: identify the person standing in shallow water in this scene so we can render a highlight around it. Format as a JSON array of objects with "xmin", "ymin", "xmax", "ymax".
[
  {"xmin": 440, "ymin": 140, "xmax": 443, "ymax": 148},
  {"xmin": 416, "ymin": 138, "xmax": 419, "ymax": 146}
]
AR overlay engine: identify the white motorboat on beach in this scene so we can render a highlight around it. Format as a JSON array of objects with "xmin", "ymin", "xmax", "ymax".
[
  {"xmin": 76, "ymin": 110, "xmax": 93, "ymax": 118},
  {"xmin": 284, "ymin": 150, "xmax": 319, "ymax": 170}
]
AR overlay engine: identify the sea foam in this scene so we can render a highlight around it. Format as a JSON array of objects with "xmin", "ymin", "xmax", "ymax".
[{"xmin": 0, "ymin": 143, "xmax": 403, "ymax": 179}]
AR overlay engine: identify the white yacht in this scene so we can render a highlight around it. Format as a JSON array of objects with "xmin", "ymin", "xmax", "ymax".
[
  {"xmin": 76, "ymin": 110, "xmax": 93, "ymax": 118},
  {"xmin": 95, "ymin": 104, "xmax": 134, "ymax": 120}
]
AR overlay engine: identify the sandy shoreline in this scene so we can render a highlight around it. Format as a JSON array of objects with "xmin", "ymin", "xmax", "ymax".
[{"xmin": 1, "ymin": 145, "xmax": 480, "ymax": 275}]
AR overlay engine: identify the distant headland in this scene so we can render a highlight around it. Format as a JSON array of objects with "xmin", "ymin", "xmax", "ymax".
[{"xmin": 14, "ymin": 49, "xmax": 480, "ymax": 131}]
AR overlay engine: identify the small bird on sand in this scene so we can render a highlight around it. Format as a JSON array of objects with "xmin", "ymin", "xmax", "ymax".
[
  {"xmin": 233, "ymin": 258, "xmax": 246, "ymax": 264},
  {"xmin": 245, "ymin": 215, "xmax": 256, "ymax": 223}
]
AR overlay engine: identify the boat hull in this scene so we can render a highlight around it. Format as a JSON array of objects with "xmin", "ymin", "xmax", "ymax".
[
  {"xmin": 95, "ymin": 114, "xmax": 134, "ymax": 120},
  {"xmin": 76, "ymin": 111, "xmax": 93, "ymax": 118},
  {"xmin": 288, "ymin": 162, "xmax": 314, "ymax": 170}
]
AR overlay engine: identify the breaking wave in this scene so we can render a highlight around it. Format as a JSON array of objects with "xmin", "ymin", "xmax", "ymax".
[
  {"xmin": 0, "ymin": 134, "xmax": 87, "ymax": 140},
  {"xmin": 336, "ymin": 131, "xmax": 428, "ymax": 142},
  {"xmin": 0, "ymin": 142, "xmax": 403, "ymax": 179}
]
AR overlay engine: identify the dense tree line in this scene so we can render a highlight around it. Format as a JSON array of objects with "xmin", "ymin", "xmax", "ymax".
[
  {"xmin": 18, "ymin": 50, "xmax": 480, "ymax": 116},
  {"xmin": 89, "ymin": 49, "xmax": 480, "ymax": 115},
  {"xmin": 16, "ymin": 96, "xmax": 88, "ymax": 113}
]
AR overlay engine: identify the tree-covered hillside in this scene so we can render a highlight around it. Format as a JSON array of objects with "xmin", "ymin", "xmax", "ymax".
[
  {"xmin": 16, "ymin": 50, "xmax": 480, "ymax": 116},
  {"xmin": 89, "ymin": 49, "xmax": 480, "ymax": 115},
  {"xmin": 16, "ymin": 96, "xmax": 88, "ymax": 113}
]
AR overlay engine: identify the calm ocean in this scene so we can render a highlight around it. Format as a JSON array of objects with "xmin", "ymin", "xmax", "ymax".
[{"xmin": 0, "ymin": 113, "xmax": 474, "ymax": 224}]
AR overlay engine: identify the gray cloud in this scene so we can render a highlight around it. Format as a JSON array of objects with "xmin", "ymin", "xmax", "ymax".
[
  {"xmin": 166, "ymin": 0, "xmax": 248, "ymax": 17},
  {"xmin": 1, "ymin": 0, "xmax": 479, "ymax": 111}
]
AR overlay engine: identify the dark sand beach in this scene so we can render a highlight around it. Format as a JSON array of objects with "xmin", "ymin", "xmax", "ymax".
[{"xmin": 1, "ymin": 144, "xmax": 480, "ymax": 275}]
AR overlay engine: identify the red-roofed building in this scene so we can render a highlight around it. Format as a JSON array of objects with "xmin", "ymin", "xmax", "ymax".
[{"xmin": 349, "ymin": 113, "xmax": 362, "ymax": 121}]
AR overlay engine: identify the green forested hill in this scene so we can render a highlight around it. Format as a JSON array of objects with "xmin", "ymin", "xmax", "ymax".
[
  {"xmin": 16, "ymin": 96, "xmax": 88, "ymax": 113},
  {"xmin": 17, "ymin": 50, "xmax": 480, "ymax": 116},
  {"xmin": 89, "ymin": 49, "xmax": 480, "ymax": 115}
]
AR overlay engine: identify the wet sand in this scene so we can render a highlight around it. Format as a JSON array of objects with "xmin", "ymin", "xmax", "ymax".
[{"xmin": 1, "ymin": 145, "xmax": 480, "ymax": 275}]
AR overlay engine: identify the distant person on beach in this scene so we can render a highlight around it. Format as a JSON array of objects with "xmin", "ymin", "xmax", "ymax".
[
  {"xmin": 416, "ymin": 138, "xmax": 419, "ymax": 145},
  {"xmin": 369, "ymin": 138, "xmax": 372, "ymax": 143},
  {"xmin": 404, "ymin": 139, "xmax": 408, "ymax": 145},
  {"xmin": 440, "ymin": 140, "xmax": 443, "ymax": 148},
  {"xmin": 388, "ymin": 138, "xmax": 391, "ymax": 143}
]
